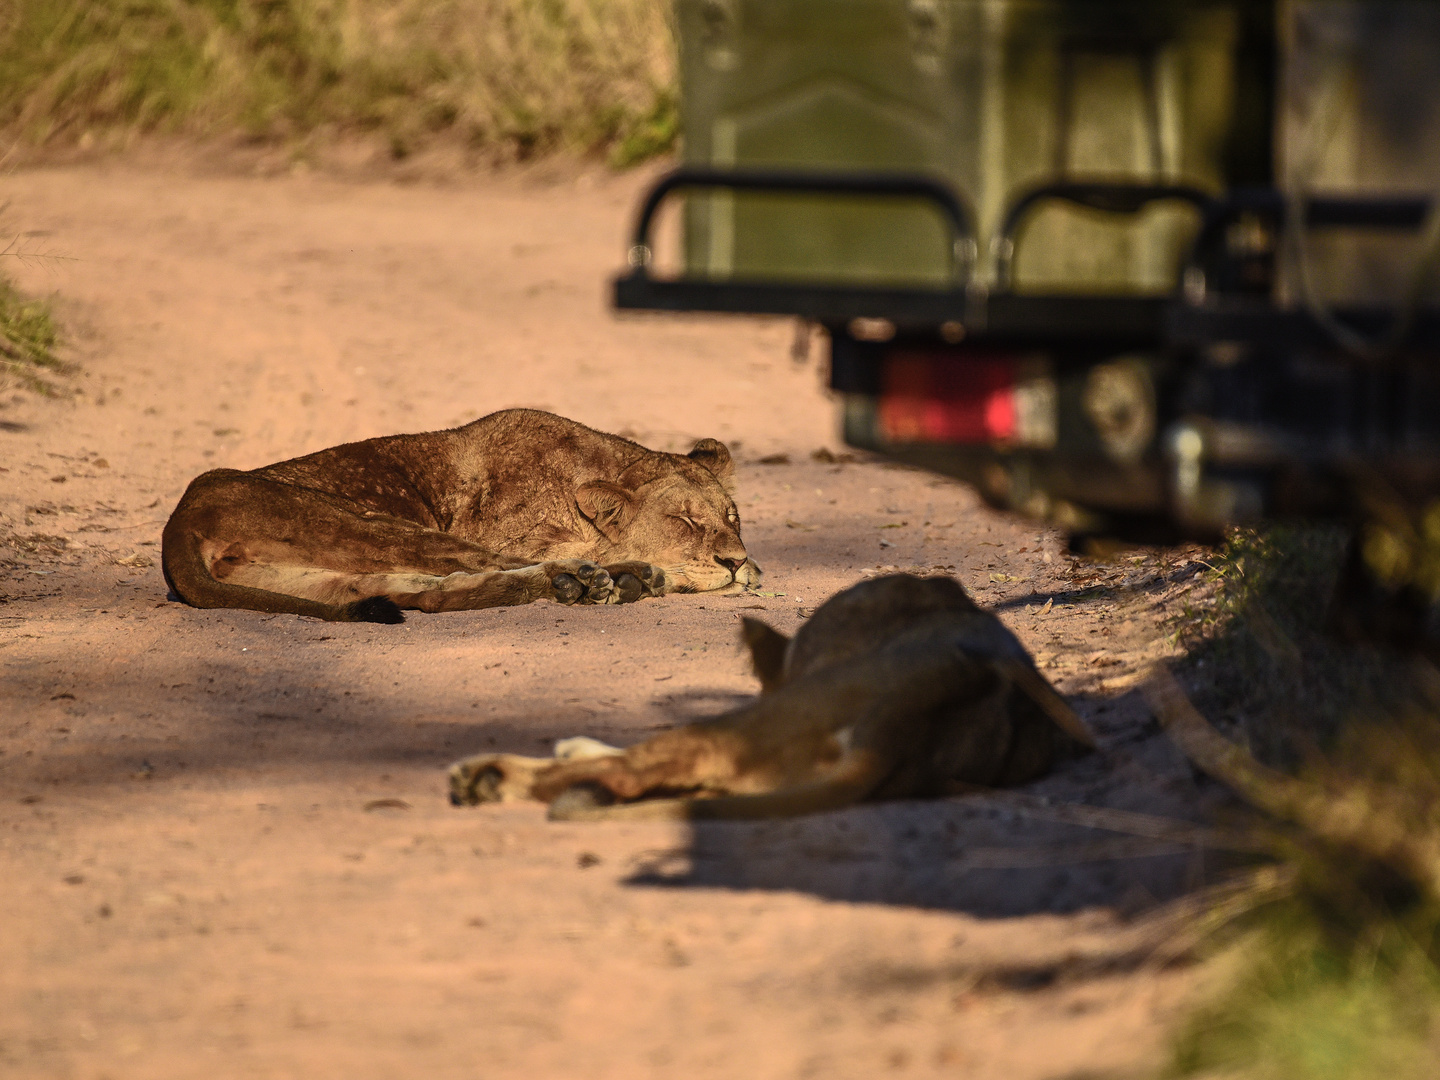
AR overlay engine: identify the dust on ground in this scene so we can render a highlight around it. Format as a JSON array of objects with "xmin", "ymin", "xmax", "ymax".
[{"xmin": 1, "ymin": 160, "xmax": 1228, "ymax": 1079}]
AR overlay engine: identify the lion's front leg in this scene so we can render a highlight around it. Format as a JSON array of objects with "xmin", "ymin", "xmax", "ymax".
[
  {"xmin": 448, "ymin": 752, "xmax": 556, "ymax": 805},
  {"xmin": 449, "ymin": 737, "xmax": 625, "ymax": 806},
  {"xmin": 397, "ymin": 560, "xmax": 621, "ymax": 611}
]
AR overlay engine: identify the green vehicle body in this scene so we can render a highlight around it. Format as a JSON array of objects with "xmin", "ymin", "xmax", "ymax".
[
  {"xmin": 616, "ymin": 1, "xmax": 1440, "ymax": 547},
  {"xmin": 679, "ymin": 0, "xmax": 1254, "ymax": 294}
]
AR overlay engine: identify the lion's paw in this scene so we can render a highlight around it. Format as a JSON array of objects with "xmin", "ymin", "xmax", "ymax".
[
  {"xmin": 602, "ymin": 561, "xmax": 667, "ymax": 603},
  {"xmin": 448, "ymin": 751, "xmax": 553, "ymax": 805},
  {"xmin": 544, "ymin": 560, "xmax": 617, "ymax": 605},
  {"xmin": 449, "ymin": 754, "xmax": 507, "ymax": 806}
]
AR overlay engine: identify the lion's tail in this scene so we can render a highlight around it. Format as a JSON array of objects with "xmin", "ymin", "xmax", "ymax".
[{"xmin": 160, "ymin": 515, "xmax": 403, "ymax": 624}]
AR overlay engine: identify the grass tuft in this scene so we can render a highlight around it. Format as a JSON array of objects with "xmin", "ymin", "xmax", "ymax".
[
  {"xmin": 0, "ymin": 0, "xmax": 679, "ymax": 164},
  {"xmin": 0, "ymin": 272, "xmax": 63, "ymax": 392}
]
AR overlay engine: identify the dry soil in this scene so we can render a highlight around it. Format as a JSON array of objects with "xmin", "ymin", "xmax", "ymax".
[{"xmin": 2, "ymin": 159, "xmax": 1227, "ymax": 1080}]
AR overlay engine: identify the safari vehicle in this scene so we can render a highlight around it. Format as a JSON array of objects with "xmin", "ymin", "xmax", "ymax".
[{"xmin": 613, "ymin": 0, "xmax": 1440, "ymax": 548}]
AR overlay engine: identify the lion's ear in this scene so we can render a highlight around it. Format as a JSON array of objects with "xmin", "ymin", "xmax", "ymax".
[
  {"xmin": 740, "ymin": 616, "xmax": 790, "ymax": 694},
  {"xmin": 688, "ymin": 438, "xmax": 736, "ymax": 494},
  {"xmin": 576, "ymin": 481, "xmax": 637, "ymax": 542}
]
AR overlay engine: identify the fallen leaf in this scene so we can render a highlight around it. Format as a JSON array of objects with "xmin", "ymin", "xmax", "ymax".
[
  {"xmin": 1038, "ymin": 598, "xmax": 1054, "ymax": 616},
  {"xmin": 785, "ymin": 520, "xmax": 815, "ymax": 531},
  {"xmin": 757, "ymin": 453, "xmax": 790, "ymax": 465},
  {"xmin": 363, "ymin": 798, "xmax": 411, "ymax": 812}
]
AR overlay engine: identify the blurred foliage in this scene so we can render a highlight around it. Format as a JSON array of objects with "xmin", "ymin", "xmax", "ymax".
[
  {"xmin": 0, "ymin": 271, "xmax": 62, "ymax": 392},
  {"xmin": 1169, "ymin": 912, "xmax": 1440, "ymax": 1079},
  {"xmin": 1163, "ymin": 704, "xmax": 1440, "ymax": 1079},
  {"xmin": 1171, "ymin": 523, "xmax": 1420, "ymax": 765},
  {"xmin": 0, "ymin": 0, "xmax": 678, "ymax": 163},
  {"xmin": 1161, "ymin": 526, "xmax": 1440, "ymax": 1078}
]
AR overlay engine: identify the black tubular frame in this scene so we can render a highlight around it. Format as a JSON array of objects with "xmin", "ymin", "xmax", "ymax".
[
  {"xmin": 621, "ymin": 166, "xmax": 979, "ymax": 277},
  {"xmin": 612, "ymin": 165, "xmax": 1440, "ymax": 347},
  {"xmin": 991, "ymin": 181, "xmax": 1214, "ymax": 290}
]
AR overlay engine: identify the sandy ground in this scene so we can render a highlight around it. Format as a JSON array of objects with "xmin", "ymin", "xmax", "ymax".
[{"xmin": 1, "ymin": 160, "xmax": 1229, "ymax": 1079}]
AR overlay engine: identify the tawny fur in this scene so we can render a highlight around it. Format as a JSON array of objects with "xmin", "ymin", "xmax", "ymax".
[
  {"xmin": 449, "ymin": 574, "xmax": 1096, "ymax": 820},
  {"xmin": 162, "ymin": 409, "xmax": 759, "ymax": 622}
]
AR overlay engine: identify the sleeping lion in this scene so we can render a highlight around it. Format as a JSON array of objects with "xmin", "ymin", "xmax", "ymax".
[
  {"xmin": 162, "ymin": 409, "xmax": 759, "ymax": 623},
  {"xmin": 449, "ymin": 574, "xmax": 1096, "ymax": 820}
]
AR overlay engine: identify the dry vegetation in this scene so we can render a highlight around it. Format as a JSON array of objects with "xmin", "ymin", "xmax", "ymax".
[
  {"xmin": 1158, "ymin": 527, "xmax": 1440, "ymax": 1078},
  {"xmin": 1171, "ymin": 525, "xmax": 1420, "ymax": 766},
  {"xmin": 0, "ymin": 0, "xmax": 678, "ymax": 165},
  {"xmin": 0, "ymin": 0, "xmax": 678, "ymax": 384}
]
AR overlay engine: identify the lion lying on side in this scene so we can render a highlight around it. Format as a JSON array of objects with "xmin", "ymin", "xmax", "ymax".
[
  {"xmin": 162, "ymin": 409, "xmax": 759, "ymax": 623},
  {"xmin": 449, "ymin": 574, "xmax": 1096, "ymax": 820}
]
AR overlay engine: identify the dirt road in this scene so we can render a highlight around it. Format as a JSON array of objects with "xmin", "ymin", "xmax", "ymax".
[{"xmin": 1, "ymin": 160, "xmax": 1220, "ymax": 1079}]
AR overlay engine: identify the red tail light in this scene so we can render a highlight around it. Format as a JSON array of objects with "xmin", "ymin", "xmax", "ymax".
[{"xmin": 879, "ymin": 352, "xmax": 1055, "ymax": 448}]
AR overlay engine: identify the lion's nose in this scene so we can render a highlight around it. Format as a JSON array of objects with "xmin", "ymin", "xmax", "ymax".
[{"xmin": 715, "ymin": 556, "xmax": 745, "ymax": 575}]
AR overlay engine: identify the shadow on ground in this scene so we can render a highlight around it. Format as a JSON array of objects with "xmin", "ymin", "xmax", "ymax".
[
  {"xmin": 615, "ymin": 686, "xmax": 1238, "ymax": 918},
  {"xmin": 8, "ymin": 627, "xmax": 1238, "ymax": 919}
]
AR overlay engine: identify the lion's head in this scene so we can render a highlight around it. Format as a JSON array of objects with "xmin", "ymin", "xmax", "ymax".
[{"xmin": 575, "ymin": 437, "xmax": 760, "ymax": 593}]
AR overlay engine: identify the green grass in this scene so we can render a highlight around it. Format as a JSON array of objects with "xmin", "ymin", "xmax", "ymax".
[
  {"xmin": 1170, "ymin": 914, "xmax": 1440, "ymax": 1080},
  {"xmin": 0, "ymin": 0, "xmax": 678, "ymax": 164},
  {"xmin": 0, "ymin": 272, "xmax": 62, "ymax": 392},
  {"xmin": 1165, "ymin": 710, "xmax": 1440, "ymax": 1079}
]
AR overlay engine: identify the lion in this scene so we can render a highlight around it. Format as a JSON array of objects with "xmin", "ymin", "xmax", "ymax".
[
  {"xmin": 448, "ymin": 573, "xmax": 1096, "ymax": 820},
  {"xmin": 162, "ymin": 409, "xmax": 759, "ymax": 623}
]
